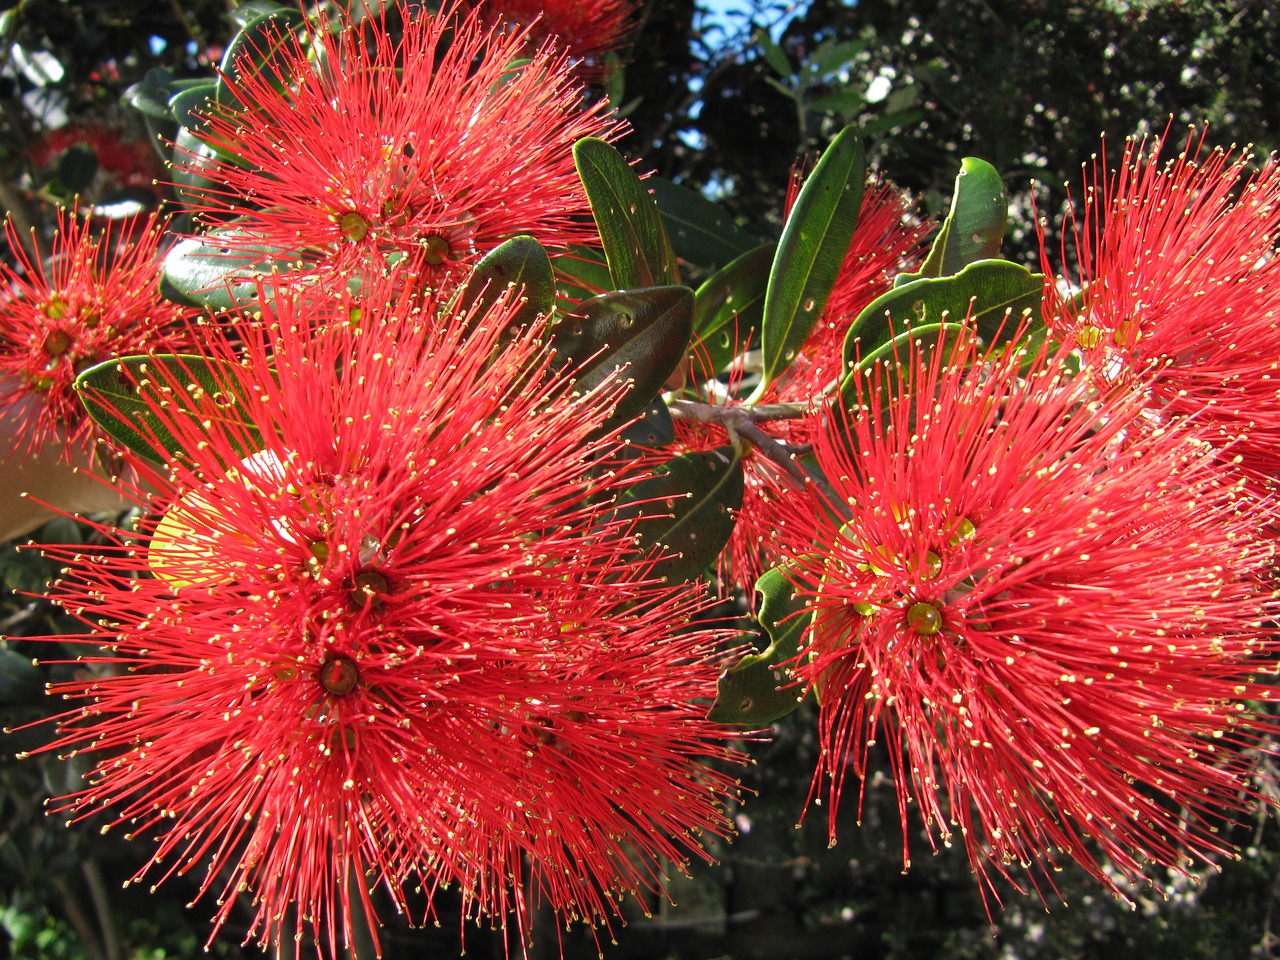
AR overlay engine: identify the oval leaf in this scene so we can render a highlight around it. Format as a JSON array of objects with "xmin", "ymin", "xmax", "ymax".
[
  {"xmin": 573, "ymin": 137, "xmax": 680, "ymax": 289},
  {"xmin": 707, "ymin": 564, "xmax": 809, "ymax": 724},
  {"xmin": 760, "ymin": 125, "xmax": 866, "ymax": 388},
  {"xmin": 898, "ymin": 157, "xmax": 1008, "ymax": 284},
  {"xmin": 75, "ymin": 355, "xmax": 263, "ymax": 465},
  {"xmin": 455, "ymin": 235, "xmax": 555, "ymax": 330},
  {"xmin": 215, "ymin": 8, "xmax": 306, "ymax": 110},
  {"xmin": 843, "ymin": 259, "xmax": 1044, "ymax": 369},
  {"xmin": 555, "ymin": 286, "xmax": 694, "ymax": 425},
  {"xmin": 692, "ymin": 242, "xmax": 773, "ymax": 376},
  {"xmin": 164, "ymin": 226, "xmax": 312, "ymax": 311},
  {"xmin": 648, "ymin": 177, "xmax": 758, "ymax": 270},
  {"xmin": 617, "ymin": 445, "xmax": 744, "ymax": 584}
]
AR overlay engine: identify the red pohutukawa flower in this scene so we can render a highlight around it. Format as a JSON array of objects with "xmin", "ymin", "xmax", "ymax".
[
  {"xmin": 677, "ymin": 178, "xmax": 927, "ymax": 595},
  {"xmin": 181, "ymin": 2, "xmax": 621, "ymax": 283},
  {"xmin": 31, "ymin": 278, "xmax": 740, "ymax": 954},
  {"xmin": 766, "ymin": 323, "xmax": 1280, "ymax": 904},
  {"xmin": 0, "ymin": 207, "xmax": 193, "ymax": 459},
  {"xmin": 466, "ymin": 0, "xmax": 637, "ymax": 79},
  {"xmin": 1040, "ymin": 126, "xmax": 1280, "ymax": 493}
]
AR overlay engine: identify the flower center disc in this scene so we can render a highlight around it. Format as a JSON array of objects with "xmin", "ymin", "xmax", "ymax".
[{"xmin": 319, "ymin": 655, "xmax": 359, "ymax": 696}]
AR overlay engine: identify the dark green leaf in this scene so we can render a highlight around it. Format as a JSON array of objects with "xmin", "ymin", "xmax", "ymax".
[
  {"xmin": 754, "ymin": 27, "xmax": 793, "ymax": 78},
  {"xmin": 573, "ymin": 137, "xmax": 680, "ymax": 289},
  {"xmin": 692, "ymin": 243, "xmax": 773, "ymax": 376},
  {"xmin": 618, "ymin": 445, "xmax": 744, "ymax": 584},
  {"xmin": 899, "ymin": 157, "xmax": 1008, "ymax": 284},
  {"xmin": 168, "ymin": 82, "xmax": 218, "ymax": 131},
  {"xmin": 171, "ymin": 126, "xmax": 222, "ymax": 207},
  {"xmin": 56, "ymin": 143, "xmax": 98, "ymax": 193},
  {"xmin": 553, "ymin": 245, "xmax": 613, "ymax": 308},
  {"xmin": 0, "ymin": 647, "xmax": 42, "ymax": 706},
  {"xmin": 843, "ymin": 259, "xmax": 1044, "ymax": 369},
  {"xmin": 618, "ymin": 399, "xmax": 675, "ymax": 448},
  {"xmin": 455, "ymin": 236, "xmax": 555, "ymax": 331},
  {"xmin": 707, "ymin": 564, "xmax": 809, "ymax": 724},
  {"xmin": 215, "ymin": 8, "xmax": 305, "ymax": 109},
  {"xmin": 648, "ymin": 177, "xmax": 758, "ymax": 270},
  {"xmin": 75, "ymin": 355, "xmax": 263, "ymax": 465},
  {"xmin": 839, "ymin": 321, "xmax": 969, "ymax": 427},
  {"xmin": 555, "ymin": 286, "xmax": 694, "ymax": 425},
  {"xmin": 760, "ymin": 125, "xmax": 866, "ymax": 387}
]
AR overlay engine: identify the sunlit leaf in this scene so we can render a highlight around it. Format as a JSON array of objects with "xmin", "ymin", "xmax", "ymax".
[
  {"xmin": 760, "ymin": 125, "xmax": 865, "ymax": 387},
  {"xmin": 898, "ymin": 157, "xmax": 1008, "ymax": 284},
  {"xmin": 573, "ymin": 137, "xmax": 680, "ymax": 288},
  {"xmin": 76, "ymin": 355, "xmax": 264, "ymax": 465}
]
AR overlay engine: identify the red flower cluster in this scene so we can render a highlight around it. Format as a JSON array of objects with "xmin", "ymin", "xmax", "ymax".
[
  {"xmin": 767, "ymin": 324, "xmax": 1280, "ymax": 903},
  {"xmin": 465, "ymin": 0, "xmax": 638, "ymax": 79},
  {"xmin": 182, "ymin": 1, "xmax": 620, "ymax": 284},
  {"xmin": 0, "ymin": 208, "xmax": 194, "ymax": 459},
  {"xmin": 1040, "ymin": 126, "xmax": 1280, "ymax": 494},
  {"xmin": 37, "ymin": 279, "xmax": 741, "ymax": 954}
]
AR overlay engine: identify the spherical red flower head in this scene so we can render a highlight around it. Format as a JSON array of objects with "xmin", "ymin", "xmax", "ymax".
[
  {"xmin": 0, "ymin": 208, "xmax": 194, "ymax": 460},
  {"xmin": 768, "ymin": 323, "xmax": 1280, "ymax": 904},
  {"xmin": 181, "ymin": 2, "xmax": 622, "ymax": 285},
  {"xmin": 1039, "ymin": 126, "xmax": 1280, "ymax": 494},
  {"xmin": 465, "ymin": 0, "xmax": 637, "ymax": 80},
  {"xmin": 676, "ymin": 178, "xmax": 927, "ymax": 595},
  {"xmin": 33, "ymin": 276, "xmax": 740, "ymax": 954}
]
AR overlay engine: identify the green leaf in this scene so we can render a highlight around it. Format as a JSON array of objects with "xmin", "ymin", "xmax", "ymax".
[
  {"xmin": 691, "ymin": 243, "xmax": 772, "ymax": 376},
  {"xmin": 618, "ymin": 399, "xmax": 675, "ymax": 448},
  {"xmin": 167, "ymin": 82, "xmax": 219, "ymax": 131},
  {"xmin": 554, "ymin": 286, "xmax": 694, "ymax": 425},
  {"xmin": 754, "ymin": 27, "xmax": 793, "ymax": 78},
  {"xmin": 0, "ymin": 647, "xmax": 42, "ymax": 706},
  {"xmin": 75, "ymin": 355, "xmax": 264, "ymax": 465},
  {"xmin": 215, "ymin": 8, "xmax": 305, "ymax": 110},
  {"xmin": 164, "ymin": 226, "xmax": 311, "ymax": 311},
  {"xmin": 617, "ymin": 445, "xmax": 744, "ymax": 584},
  {"xmin": 648, "ymin": 177, "xmax": 757, "ymax": 270},
  {"xmin": 229, "ymin": 0, "xmax": 289, "ymax": 29},
  {"xmin": 707, "ymin": 564, "xmax": 809, "ymax": 724},
  {"xmin": 454, "ymin": 236, "xmax": 555, "ymax": 331},
  {"xmin": 56, "ymin": 143, "xmax": 98, "ymax": 193},
  {"xmin": 573, "ymin": 137, "xmax": 680, "ymax": 289},
  {"xmin": 843, "ymin": 259, "xmax": 1044, "ymax": 369},
  {"xmin": 553, "ymin": 245, "xmax": 613, "ymax": 308},
  {"xmin": 759, "ymin": 125, "xmax": 866, "ymax": 388},
  {"xmin": 123, "ymin": 69, "xmax": 208, "ymax": 122},
  {"xmin": 898, "ymin": 157, "xmax": 1008, "ymax": 284}
]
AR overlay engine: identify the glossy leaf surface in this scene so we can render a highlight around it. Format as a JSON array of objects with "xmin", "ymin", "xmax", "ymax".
[
  {"xmin": 573, "ymin": 137, "xmax": 680, "ymax": 289},
  {"xmin": 708, "ymin": 564, "xmax": 809, "ymax": 724},
  {"xmin": 617, "ymin": 446, "xmax": 744, "ymax": 585},
  {"xmin": 760, "ymin": 125, "xmax": 866, "ymax": 387},
  {"xmin": 555, "ymin": 286, "xmax": 694, "ymax": 425},
  {"xmin": 76, "ymin": 355, "xmax": 263, "ymax": 465}
]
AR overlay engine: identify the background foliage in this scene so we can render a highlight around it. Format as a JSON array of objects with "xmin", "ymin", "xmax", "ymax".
[{"xmin": 2, "ymin": 1, "xmax": 1279, "ymax": 957}]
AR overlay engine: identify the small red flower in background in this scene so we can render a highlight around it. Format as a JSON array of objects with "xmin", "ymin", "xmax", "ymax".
[
  {"xmin": 29, "ymin": 122, "xmax": 163, "ymax": 204},
  {"xmin": 466, "ymin": 0, "xmax": 637, "ymax": 80},
  {"xmin": 0, "ymin": 208, "xmax": 193, "ymax": 460},
  {"xmin": 1040, "ymin": 126, "xmax": 1280, "ymax": 494},
  {"xmin": 678, "ymin": 178, "xmax": 927, "ymax": 594},
  {"xmin": 182, "ymin": 1, "xmax": 621, "ymax": 284},
  {"xmin": 767, "ymin": 323, "xmax": 1280, "ymax": 904},
  {"xmin": 33, "ymin": 277, "xmax": 740, "ymax": 954}
]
